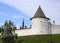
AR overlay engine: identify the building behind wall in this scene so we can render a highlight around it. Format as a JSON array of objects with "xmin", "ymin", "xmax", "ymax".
[{"xmin": 15, "ymin": 6, "xmax": 60, "ymax": 36}]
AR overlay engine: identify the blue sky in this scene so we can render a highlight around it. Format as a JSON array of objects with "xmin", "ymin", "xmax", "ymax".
[
  {"xmin": 0, "ymin": 0, "xmax": 60, "ymax": 28},
  {"xmin": 0, "ymin": 1, "xmax": 30, "ymax": 28}
]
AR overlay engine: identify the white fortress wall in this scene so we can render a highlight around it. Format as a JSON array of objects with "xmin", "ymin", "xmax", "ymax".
[
  {"xmin": 51, "ymin": 25, "xmax": 60, "ymax": 34},
  {"xmin": 15, "ymin": 29, "xmax": 47, "ymax": 36},
  {"xmin": 31, "ymin": 18, "xmax": 50, "ymax": 34},
  {"xmin": 15, "ymin": 29, "xmax": 33, "ymax": 36},
  {"xmin": 15, "ymin": 29, "xmax": 42, "ymax": 36}
]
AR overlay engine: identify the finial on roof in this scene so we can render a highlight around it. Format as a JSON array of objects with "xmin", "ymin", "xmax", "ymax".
[{"xmin": 30, "ymin": 6, "xmax": 49, "ymax": 20}]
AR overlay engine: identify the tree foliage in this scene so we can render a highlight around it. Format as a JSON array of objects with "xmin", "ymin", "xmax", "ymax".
[{"xmin": 1, "ymin": 20, "xmax": 17, "ymax": 43}]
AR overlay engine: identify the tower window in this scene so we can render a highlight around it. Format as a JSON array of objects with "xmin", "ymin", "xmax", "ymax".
[
  {"xmin": 41, "ymin": 31, "xmax": 43, "ymax": 33},
  {"xmin": 40, "ymin": 21, "xmax": 42, "ymax": 22}
]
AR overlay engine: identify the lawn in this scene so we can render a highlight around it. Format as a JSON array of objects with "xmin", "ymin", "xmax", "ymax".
[
  {"xmin": 17, "ymin": 34, "xmax": 60, "ymax": 43},
  {"xmin": 0, "ymin": 34, "xmax": 60, "ymax": 43}
]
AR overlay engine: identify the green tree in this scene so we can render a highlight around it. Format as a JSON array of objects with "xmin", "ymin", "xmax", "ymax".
[
  {"xmin": 1, "ymin": 20, "xmax": 17, "ymax": 43},
  {"xmin": 0, "ymin": 27, "xmax": 2, "ymax": 33}
]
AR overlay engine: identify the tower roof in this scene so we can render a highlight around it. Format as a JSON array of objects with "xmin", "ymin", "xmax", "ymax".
[{"xmin": 30, "ymin": 6, "xmax": 49, "ymax": 20}]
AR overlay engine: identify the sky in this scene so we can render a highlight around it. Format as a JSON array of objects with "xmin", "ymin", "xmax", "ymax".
[{"xmin": 0, "ymin": 0, "xmax": 60, "ymax": 28}]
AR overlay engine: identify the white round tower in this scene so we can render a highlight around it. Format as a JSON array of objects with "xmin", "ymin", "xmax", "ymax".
[{"xmin": 30, "ymin": 6, "xmax": 51, "ymax": 34}]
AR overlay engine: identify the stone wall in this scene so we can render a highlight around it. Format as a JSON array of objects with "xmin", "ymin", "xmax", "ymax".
[{"xmin": 51, "ymin": 25, "xmax": 60, "ymax": 34}]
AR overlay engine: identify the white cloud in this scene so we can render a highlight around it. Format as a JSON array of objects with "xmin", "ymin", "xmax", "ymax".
[
  {"xmin": 0, "ymin": 0, "xmax": 60, "ymax": 25},
  {"xmin": 0, "ymin": 0, "xmax": 40, "ymax": 17}
]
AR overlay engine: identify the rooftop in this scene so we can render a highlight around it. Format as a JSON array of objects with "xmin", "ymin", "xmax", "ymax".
[{"xmin": 30, "ymin": 6, "xmax": 49, "ymax": 20}]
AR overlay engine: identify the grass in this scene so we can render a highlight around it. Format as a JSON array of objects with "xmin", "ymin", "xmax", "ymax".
[
  {"xmin": 17, "ymin": 34, "xmax": 60, "ymax": 43},
  {"xmin": 0, "ymin": 38, "xmax": 2, "ymax": 43},
  {"xmin": 0, "ymin": 34, "xmax": 60, "ymax": 43}
]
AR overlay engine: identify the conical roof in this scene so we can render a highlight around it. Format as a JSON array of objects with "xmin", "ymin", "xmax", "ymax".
[{"xmin": 30, "ymin": 6, "xmax": 49, "ymax": 20}]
